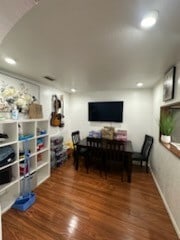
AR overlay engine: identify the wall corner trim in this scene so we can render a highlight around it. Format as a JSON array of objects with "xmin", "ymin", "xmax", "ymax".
[{"xmin": 150, "ymin": 167, "xmax": 180, "ymax": 239}]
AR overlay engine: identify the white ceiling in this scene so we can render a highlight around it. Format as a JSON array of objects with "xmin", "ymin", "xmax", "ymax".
[
  {"xmin": 0, "ymin": 0, "xmax": 180, "ymax": 93},
  {"xmin": 0, "ymin": 0, "xmax": 35, "ymax": 44}
]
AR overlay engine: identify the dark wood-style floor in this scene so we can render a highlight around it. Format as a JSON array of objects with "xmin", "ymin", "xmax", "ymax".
[{"xmin": 2, "ymin": 158, "xmax": 178, "ymax": 240}]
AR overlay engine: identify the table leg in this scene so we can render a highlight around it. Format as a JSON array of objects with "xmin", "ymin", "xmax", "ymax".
[
  {"xmin": 73, "ymin": 150, "xmax": 79, "ymax": 170},
  {"xmin": 127, "ymin": 153, "xmax": 132, "ymax": 183}
]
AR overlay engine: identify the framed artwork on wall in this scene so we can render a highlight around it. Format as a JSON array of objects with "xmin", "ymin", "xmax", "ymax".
[
  {"xmin": 163, "ymin": 66, "xmax": 176, "ymax": 101},
  {"xmin": 0, "ymin": 71, "xmax": 40, "ymax": 118}
]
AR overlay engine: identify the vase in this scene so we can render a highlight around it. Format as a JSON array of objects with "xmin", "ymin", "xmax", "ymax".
[{"xmin": 161, "ymin": 135, "xmax": 171, "ymax": 144}]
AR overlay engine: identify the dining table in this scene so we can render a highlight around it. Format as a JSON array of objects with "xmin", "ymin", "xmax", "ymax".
[{"xmin": 76, "ymin": 138, "xmax": 134, "ymax": 183}]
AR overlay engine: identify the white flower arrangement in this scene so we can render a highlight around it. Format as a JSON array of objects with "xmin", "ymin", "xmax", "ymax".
[{"xmin": 0, "ymin": 83, "xmax": 35, "ymax": 113}]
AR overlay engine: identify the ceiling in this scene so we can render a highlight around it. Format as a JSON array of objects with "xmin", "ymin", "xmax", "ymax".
[{"xmin": 0, "ymin": 0, "xmax": 180, "ymax": 93}]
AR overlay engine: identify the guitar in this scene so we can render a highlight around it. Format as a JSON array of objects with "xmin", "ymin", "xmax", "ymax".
[
  {"xmin": 59, "ymin": 95, "xmax": 65, "ymax": 127},
  {"xmin": 50, "ymin": 95, "xmax": 62, "ymax": 127}
]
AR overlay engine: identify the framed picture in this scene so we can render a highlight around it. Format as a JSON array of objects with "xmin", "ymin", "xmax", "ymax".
[{"xmin": 163, "ymin": 66, "xmax": 176, "ymax": 101}]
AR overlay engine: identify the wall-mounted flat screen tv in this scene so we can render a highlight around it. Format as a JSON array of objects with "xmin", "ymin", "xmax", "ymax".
[{"xmin": 88, "ymin": 101, "xmax": 123, "ymax": 122}]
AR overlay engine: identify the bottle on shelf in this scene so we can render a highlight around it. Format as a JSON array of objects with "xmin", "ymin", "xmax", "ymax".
[{"xmin": 11, "ymin": 105, "xmax": 19, "ymax": 120}]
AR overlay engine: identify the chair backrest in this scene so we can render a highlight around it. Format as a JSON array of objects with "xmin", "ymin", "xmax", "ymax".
[
  {"xmin": 141, "ymin": 135, "xmax": 153, "ymax": 159},
  {"xmin": 87, "ymin": 137, "xmax": 103, "ymax": 158},
  {"xmin": 71, "ymin": 131, "xmax": 81, "ymax": 150},
  {"xmin": 87, "ymin": 137, "xmax": 101, "ymax": 147},
  {"xmin": 106, "ymin": 139, "xmax": 125, "ymax": 161}
]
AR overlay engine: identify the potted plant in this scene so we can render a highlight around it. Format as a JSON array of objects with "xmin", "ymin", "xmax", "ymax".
[{"xmin": 159, "ymin": 110, "xmax": 175, "ymax": 143}]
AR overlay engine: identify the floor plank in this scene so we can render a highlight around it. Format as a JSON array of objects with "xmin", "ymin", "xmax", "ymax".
[{"xmin": 2, "ymin": 158, "xmax": 178, "ymax": 240}]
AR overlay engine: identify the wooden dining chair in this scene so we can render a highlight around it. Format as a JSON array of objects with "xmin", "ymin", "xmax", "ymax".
[
  {"xmin": 132, "ymin": 134, "xmax": 153, "ymax": 173},
  {"xmin": 71, "ymin": 131, "xmax": 88, "ymax": 171},
  {"xmin": 105, "ymin": 139, "xmax": 125, "ymax": 181},
  {"xmin": 86, "ymin": 137, "xmax": 105, "ymax": 175}
]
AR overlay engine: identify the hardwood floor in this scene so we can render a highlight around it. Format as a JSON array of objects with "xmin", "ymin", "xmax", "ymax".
[{"xmin": 2, "ymin": 158, "xmax": 178, "ymax": 240}]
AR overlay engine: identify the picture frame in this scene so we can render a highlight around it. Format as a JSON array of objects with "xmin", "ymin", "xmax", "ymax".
[{"xmin": 163, "ymin": 66, "xmax": 176, "ymax": 101}]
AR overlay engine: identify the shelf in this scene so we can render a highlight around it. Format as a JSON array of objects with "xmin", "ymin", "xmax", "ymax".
[
  {"xmin": 0, "ymin": 205, "xmax": 1, "ymax": 240},
  {"xmin": 0, "ymin": 121, "xmax": 17, "ymax": 144},
  {"xmin": 160, "ymin": 142, "xmax": 180, "ymax": 158},
  {"xmin": 0, "ymin": 179, "xmax": 19, "ymax": 193},
  {"xmin": 0, "ymin": 182, "xmax": 19, "ymax": 214},
  {"xmin": 0, "ymin": 160, "xmax": 18, "ymax": 171},
  {"xmin": 0, "ymin": 140, "xmax": 17, "ymax": 147},
  {"xmin": 37, "ymin": 164, "xmax": 50, "ymax": 186},
  {"xmin": 37, "ymin": 161, "xmax": 49, "ymax": 170},
  {"xmin": 0, "ymin": 119, "xmax": 50, "ymax": 214},
  {"xmin": 37, "ymin": 133, "xmax": 48, "ymax": 139},
  {"xmin": 160, "ymin": 102, "xmax": 180, "ymax": 158}
]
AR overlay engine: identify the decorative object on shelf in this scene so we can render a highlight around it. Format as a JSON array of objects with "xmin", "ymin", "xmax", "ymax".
[
  {"xmin": 29, "ymin": 103, "xmax": 43, "ymax": 119},
  {"xmin": 11, "ymin": 105, "xmax": 19, "ymax": 120},
  {"xmin": 0, "ymin": 73, "xmax": 40, "ymax": 119},
  {"xmin": 163, "ymin": 66, "xmax": 176, "ymax": 102},
  {"xmin": 160, "ymin": 110, "xmax": 175, "ymax": 143},
  {"xmin": 0, "ymin": 83, "xmax": 35, "ymax": 113}
]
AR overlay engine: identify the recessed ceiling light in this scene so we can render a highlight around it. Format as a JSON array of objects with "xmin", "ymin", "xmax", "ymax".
[
  {"xmin": 137, "ymin": 82, "xmax": 143, "ymax": 87},
  {"xmin": 4, "ymin": 57, "xmax": 16, "ymax": 65},
  {"xmin": 71, "ymin": 88, "xmax": 76, "ymax": 93},
  {"xmin": 141, "ymin": 10, "xmax": 159, "ymax": 29},
  {"xmin": 34, "ymin": 0, "xmax": 40, "ymax": 4}
]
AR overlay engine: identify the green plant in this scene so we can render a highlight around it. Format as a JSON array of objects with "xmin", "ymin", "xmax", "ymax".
[{"xmin": 159, "ymin": 111, "xmax": 175, "ymax": 136}]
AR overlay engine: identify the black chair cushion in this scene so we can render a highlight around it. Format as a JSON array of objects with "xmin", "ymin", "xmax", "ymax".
[
  {"xmin": 132, "ymin": 152, "xmax": 144, "ymax": 160},
  {"xmin": 78, "ymin": 147, "xmax": 88, "ymax": 155}
]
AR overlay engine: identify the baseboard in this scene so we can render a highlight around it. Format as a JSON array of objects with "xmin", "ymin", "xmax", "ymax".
[{"xmin": 150, "ymin": 167, "xmax": 180, "ymax": 239}]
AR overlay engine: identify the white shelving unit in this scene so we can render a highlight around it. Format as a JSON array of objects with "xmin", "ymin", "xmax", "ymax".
[
  {"xmin": 0, "ymin": 204, "xmax": 2, "ymax": 240},
  {"xmin": 0, "ymin": 119, "xmax": 50, "ymax": 216}
]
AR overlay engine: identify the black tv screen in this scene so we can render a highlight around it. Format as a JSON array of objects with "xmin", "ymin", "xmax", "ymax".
[{"xmin": 88, "ymin": 101, "xmax": 123, "ymax": 122}]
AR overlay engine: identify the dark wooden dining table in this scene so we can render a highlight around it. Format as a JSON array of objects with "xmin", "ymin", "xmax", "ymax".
[{"xmin": 75, "ymin": 138, "xmax": 134, "ymax": 183}]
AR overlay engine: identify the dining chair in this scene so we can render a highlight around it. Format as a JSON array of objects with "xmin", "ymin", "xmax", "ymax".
[
  {"xmin": 132, "ymin": 134, "xmax": 153, "ymax": 173},
  {"xmin": 105, "ymin": 139, "xmax": 125, "ymax": 181},
  {"xmin": 71, "ymin": 131, "xmax": 88, "ymax": 171},
  {"xmin": 86, "ymin": 137, "xmax": 105, "ymax": 175}
]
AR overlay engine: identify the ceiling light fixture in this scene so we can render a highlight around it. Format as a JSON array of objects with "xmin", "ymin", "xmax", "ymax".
[
  {"xmin": 137, "ymin": 82, "xmax": 143, "ymax": 87},
  {"xmin": 141, "ymin": 10, "xmax": 159, "ymax": 29},
  {"xmin": 4, "ymin": 57, "xmax": 16, "ymax": 65},
  {"xmin": 71, "ymin": 88, "xmax": 76, "ymax": 93}
]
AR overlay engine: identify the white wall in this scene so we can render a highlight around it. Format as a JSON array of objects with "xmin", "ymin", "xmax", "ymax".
[
  {"xmin": 70, "ymin": 89, "xmax": 153, "ymax": 152},
  {"xmin": 0, "ymin": 71, "xmax": 71, "ymax": 142},
  {"xmin": 151, "ymin": 62, "xmax": 180, "ymax": 238},
  {"xmin": 40, "ymin": 85, "xmax": 70, "ymax": 142}
]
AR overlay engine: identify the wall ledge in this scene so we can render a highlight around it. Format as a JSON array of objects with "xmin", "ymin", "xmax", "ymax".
[{"xmin": 160, "ymin": 141, "xmax": 180, "ymax": 158}]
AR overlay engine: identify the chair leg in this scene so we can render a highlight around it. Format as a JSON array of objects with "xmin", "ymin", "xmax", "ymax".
[
  {"xmin": 146, "ymin": 161, "xmax": 149, "ymax": 173},
  {"xmin": 85, "ymin": 157, "xmax": 89, "ymax": 173},
  {"xmin": 121, "ymin": 170, "xmax": 124, "ymax": 182},
  {"xmin": 73, "ymin": 151, "xmax": 79, "ymax": 170},
  {"xmin": 140, "ymin": 160, "xmax": 143, "ymax": 167},
  {"xmin": 103, "ymin": 158, "xmax": 107, "ymax": 179},
  {"xmin": 121, "ymin": 159, "xmax": 125, "ymax": 182}
]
